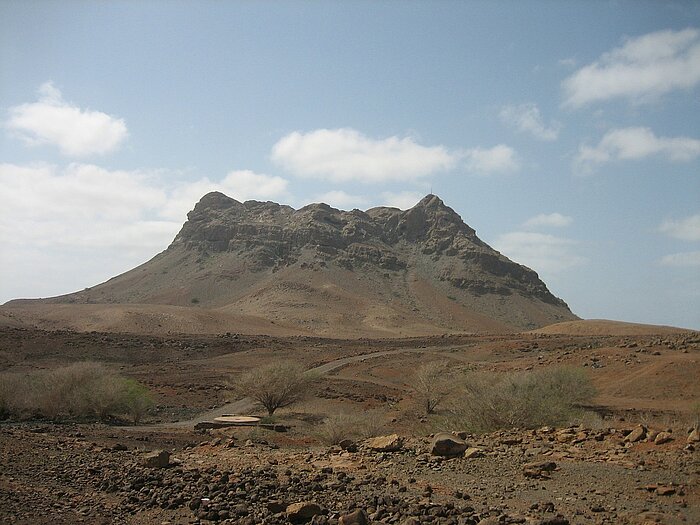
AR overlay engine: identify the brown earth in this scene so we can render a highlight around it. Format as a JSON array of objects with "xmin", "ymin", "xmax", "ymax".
[{"xmin": 1, "ymin": 325, "xmax": 698, "ymax": 524}]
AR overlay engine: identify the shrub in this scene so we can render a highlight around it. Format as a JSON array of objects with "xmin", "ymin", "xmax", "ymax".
[
  {"xmin": 316, "ymin": 410, "xmax": 386, "ymax": 445},
  {"xmin": 121, "ymin": 379, "xmax": 154, "ymax": 423},
  {"xmin": 0, "ymin": 362, "xmax": 153, "ymax": 423},
  {"xmin": 447, "ymin": 366, "xmax": 596, "ymax": 433},
  {"xmin": 232, "ymin": 360, "xmax": 315, "ymax": 415},
  {"xmin": 408, "ymin": 360, "xmax": 454, "ymax": 414}
]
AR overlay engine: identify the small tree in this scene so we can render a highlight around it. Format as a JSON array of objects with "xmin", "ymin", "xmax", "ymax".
[
  {"xmin": 233, "ymin": 360, "xmax": 313, "ymax": 415},
  {"xmin": 409, "ymin": 361, "xmax": 454, "ymax": 415}
]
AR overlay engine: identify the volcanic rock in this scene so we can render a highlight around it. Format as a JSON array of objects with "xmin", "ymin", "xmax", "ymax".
[
  {"xmin": 430, "ymin": 433, "xmax": 468, "ymax": 457},
  {"xmin": 365, "ymin": 434, "xmax": 403, "ymax": 452},
  {"xmin": 11, "ymin": 193, "xmax": 577, "ymax": 334}
]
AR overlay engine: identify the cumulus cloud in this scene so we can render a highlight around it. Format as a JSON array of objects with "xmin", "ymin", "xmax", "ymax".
[
  {"xmin": 658, "ymin": 214, "xmax": 700, "ymax": 241},
  {"xmin": 562, "ymin": 28, "xmax": 700, "ymax": 107},
  {"xmin": 660, "ymin": 251, "xmax": 700, "ymax": 267},
  {"xmin": 0, "ymin": 163, "xmax": 290, "ymax": 301},
  {"xmin": 271, "ymin": 128, "xmax": 457, "ymax": 183},
  {"xmin": 493, "ymin": 232, "xmax": 586, "ymax": 274},
  {"xmin": 574, "ymin": 127, "xmax": 700, "ymax": 173},
  {"xmin": 0, "ymin": 163, "xmax": 290, "ymax": 247},
  {"xmin": 523, "ymin": 213, "xmax": 573, "ymax": 229},
  {"xmin": 5, "ymin": 82, "xmax": 128, "ymax": 156},
  {"xmin": 463, "ymin": 145, "xmax": 519, "ymax": 174},
  {"xmin": 499, "ymin": 103, "xmax": 560, "ymax": 141}
]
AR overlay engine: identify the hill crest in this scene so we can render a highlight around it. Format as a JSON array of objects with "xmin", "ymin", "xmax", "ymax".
[{"xmin": 5, "ymin": 193, "xmax": 577, "ymax": 335}]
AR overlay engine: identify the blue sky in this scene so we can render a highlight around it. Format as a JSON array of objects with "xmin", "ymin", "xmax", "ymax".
[{"xmin": 1, "ymin": 1, "xmax": 699, "ymax": 329}]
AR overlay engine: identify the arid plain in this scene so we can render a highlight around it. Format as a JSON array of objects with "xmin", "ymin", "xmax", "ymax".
[{"xmin": 1, "ymin": 194, "xmax": 698, "ymax": 525}]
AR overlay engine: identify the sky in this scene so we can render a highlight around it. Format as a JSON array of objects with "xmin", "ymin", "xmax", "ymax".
[{"xmin": 1, "ymin": 1, "xmax": 699, "ymax": 329}]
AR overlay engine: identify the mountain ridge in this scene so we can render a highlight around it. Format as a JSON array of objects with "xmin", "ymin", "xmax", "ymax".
[{"xmin": 4, "ymin": 193, "xmax": 577, "ymax": 335}]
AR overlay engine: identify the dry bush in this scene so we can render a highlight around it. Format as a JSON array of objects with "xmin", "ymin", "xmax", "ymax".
[
  {"xmin": 408, "ymin": 360, "xmax": 454, "ymax": 415},
  {"xmin": 316, "ymin": 410, "xmax": 386, "ymax": 445},
  {"xmin": 689, "ymin": 401, "xmax": 700, "ymax": 429},
  {"xmin": 0, "ymin": 372, "xmax": 26, "ymax": 419},
  {"xmin": 232, "ymin": 360, "xmax": 314, "ymax": 415},
  {"xmin": 0, "ymin": 362, "xmax": 153, "ymax": 422},
  {"xmin": 446, "ymin": 366, "xmax": 596, "ymax": 433}
]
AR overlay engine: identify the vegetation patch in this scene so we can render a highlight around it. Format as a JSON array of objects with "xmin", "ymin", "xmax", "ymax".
[
  {"xmin": 444, "ymin": 366, "xmax": 596, "ymax": 433},
  {"xmin": 0, "ymin": 362, "xmax": 153, "ymax": 423}
]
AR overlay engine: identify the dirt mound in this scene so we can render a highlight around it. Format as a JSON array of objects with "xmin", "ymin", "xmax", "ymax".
[
  {"xmin": 530, "ymin": 319, "xmax": 692, "ymax": 336},
  {"xmin": 4, "ymin": 193, "xmax": 577, "ymax": 335}
]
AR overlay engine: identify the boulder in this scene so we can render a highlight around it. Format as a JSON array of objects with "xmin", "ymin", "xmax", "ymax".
[
  {"xmin": 142, "ymin": 450, "xmax": 170, "ymax": 468},
  {"xmin": 430, "ymin": 432, "xmax": 468, "ymax": 457},
  {"xmin": 366, "ymin": 434, "xmax": 403, "ymax": 452},
  {"xmin": 464, "ymin": 447, "xmax": 484, "ymax": 459},
  {"xmin": 523, "ymin": 460, "xmax": 557, "ymax": 478},
  {"xmin": 624, "ymin": 425, "xmax": 646, "ymax": 443},
  {"xmin": 654, "ymin": 431, "xmax": 673, "ymax": 445},
  {"xmin": 287, "ymin": 501, "xmax": 323, "ymax": 523},
  {"xmin": 687, "ymin": 428, "xmax": 700, "ymax": 443},
  {"xmin": 338, "ymin": 509, "xmax": 370, "ymax": 525}
]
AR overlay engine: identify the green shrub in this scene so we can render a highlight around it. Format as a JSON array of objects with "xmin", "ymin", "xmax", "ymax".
[
  {"xmin": 120, "ymin": 378, "xmax": 154, "ymax": 423},
  {"xmin": 0, "ymin": 362, "xmax": 153, "ymax": 423},
  {"xmin": 446, "ymin": 366, "xmax": 596, "ymax": 433}
]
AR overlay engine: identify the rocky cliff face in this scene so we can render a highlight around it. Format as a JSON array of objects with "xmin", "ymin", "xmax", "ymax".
[
  {"xmin": 13, "ymin": 192, "xmax": 576, "ymax": 334},
  {"xmin": 170, "ymin": 192, "xmax": 569, "ymax": 308}
]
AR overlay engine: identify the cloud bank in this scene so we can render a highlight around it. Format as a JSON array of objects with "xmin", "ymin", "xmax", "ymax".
[
  {"xmin": 463, "ymin": 145, "xmax": 519, "ymax": 174},
  {"xmin": 6, "ymin": 82, "xmax": 128, "ymax": 156},
  {"xmin": 0, "ymin": 163, "xmax": 290, "ymax": 254},
  {"xmin": 523, "ymin": 213, "xmax": 573, "ymax": 229},
  {"xmin": 563, "ymin": 28, "xmax": 700, "ymax": 107},
  {"xmin": 272, "ymin": 128, "xmax": 519, "ymax": 182},
  {"xmin": 271, "ymin": 128, "xmax": 456, "ymax": 183},
  {"xmin": 493, "ymin": 232, "xmax": 586, "ymax": 275},
  {"xmin": 499, "ymin": 103, "xmax": 560, "ymax": 141},
  {"xmin": 658, "ymin": 214, "xmax": 700, "ymax": 242},
  {"xmin": 575, "ymin": 127, "xmax": 700, "ymax": 173}
]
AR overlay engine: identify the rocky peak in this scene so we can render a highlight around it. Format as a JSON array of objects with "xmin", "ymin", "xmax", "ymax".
[
  {"xmin": 192, "ymin": 191, "xmax": 240, "ymax": 212},
  {"xmin": 167, "ymin": 192, "xmax": 570, "ymax": 309}
]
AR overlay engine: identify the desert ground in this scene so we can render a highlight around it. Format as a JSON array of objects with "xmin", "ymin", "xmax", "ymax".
[{"xmin": 0, "ymin": 318, "xmax": 698, "ymax": 525}]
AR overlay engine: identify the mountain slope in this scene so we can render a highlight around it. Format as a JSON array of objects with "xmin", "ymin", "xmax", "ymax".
[{"xmin": 5, "ymin": 193, "xmax": 577, "ymax": 335}]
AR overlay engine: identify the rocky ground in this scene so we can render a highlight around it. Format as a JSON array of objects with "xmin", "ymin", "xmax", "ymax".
[
  {"xmin": 1, "ymin": 420, "xmax": 699, "ymax": 525},
  {"xmin": 1, "ymin": 327, "xmax": 699, "ymax": 524}
]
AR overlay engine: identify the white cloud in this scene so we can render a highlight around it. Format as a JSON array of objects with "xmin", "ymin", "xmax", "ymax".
[
  {"xmin": 5, "ymin": 82, "xmax": 128, "ymax": 156},
  {"xmin": 271, "ymin": 128, "xmax": 457, "ymax": 183},
  {"xmin": 574, "ymin": 127, "xmax": 700, "ymax": 173},
  {"xmin": 0, "ymin": 163, "xmax": 290, "ymax": 247},
  {"xmin": 658, "ymin": 214, "xmax": 700, "ymax": 241},
  {"xmin": 379, "ymin": 191, "xmax": 424, "ymax": 210},
  {"xmin": 523, "ymin": 213, "xmax": 573, "ymax": 229},
  {"xmin": 660, "ymin": 251, "xmax": 700, "ymax": 267},
  {"xmin": 463, "ymin": 144, "xmax": 519, "ymax": 174},
  {"xmin": 499, "ymin": 103, "xmax": 560, "ymax": 141},
  {"xmin": 0, "ymin": 163, "xmax": 291, "ymax": 302},
  {"xmin": 562, "ymin": 28, "xmax": 700, "ymax": 107},
  {"xmin": 160, "ymin": 170, "xmax": 290, "ymax": 221},
  {"xmin": 311, "ymin": 190, "xmax": 369, "ymax": 210},
  {"xmin": 493, "ymin": 232, "xmax": 586, "ymax": 274}
]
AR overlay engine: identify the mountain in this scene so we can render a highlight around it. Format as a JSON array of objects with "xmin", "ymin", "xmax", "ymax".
[{"xmin": 4, "ymin": 193, "xmax": 577, "ymax": 336}]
